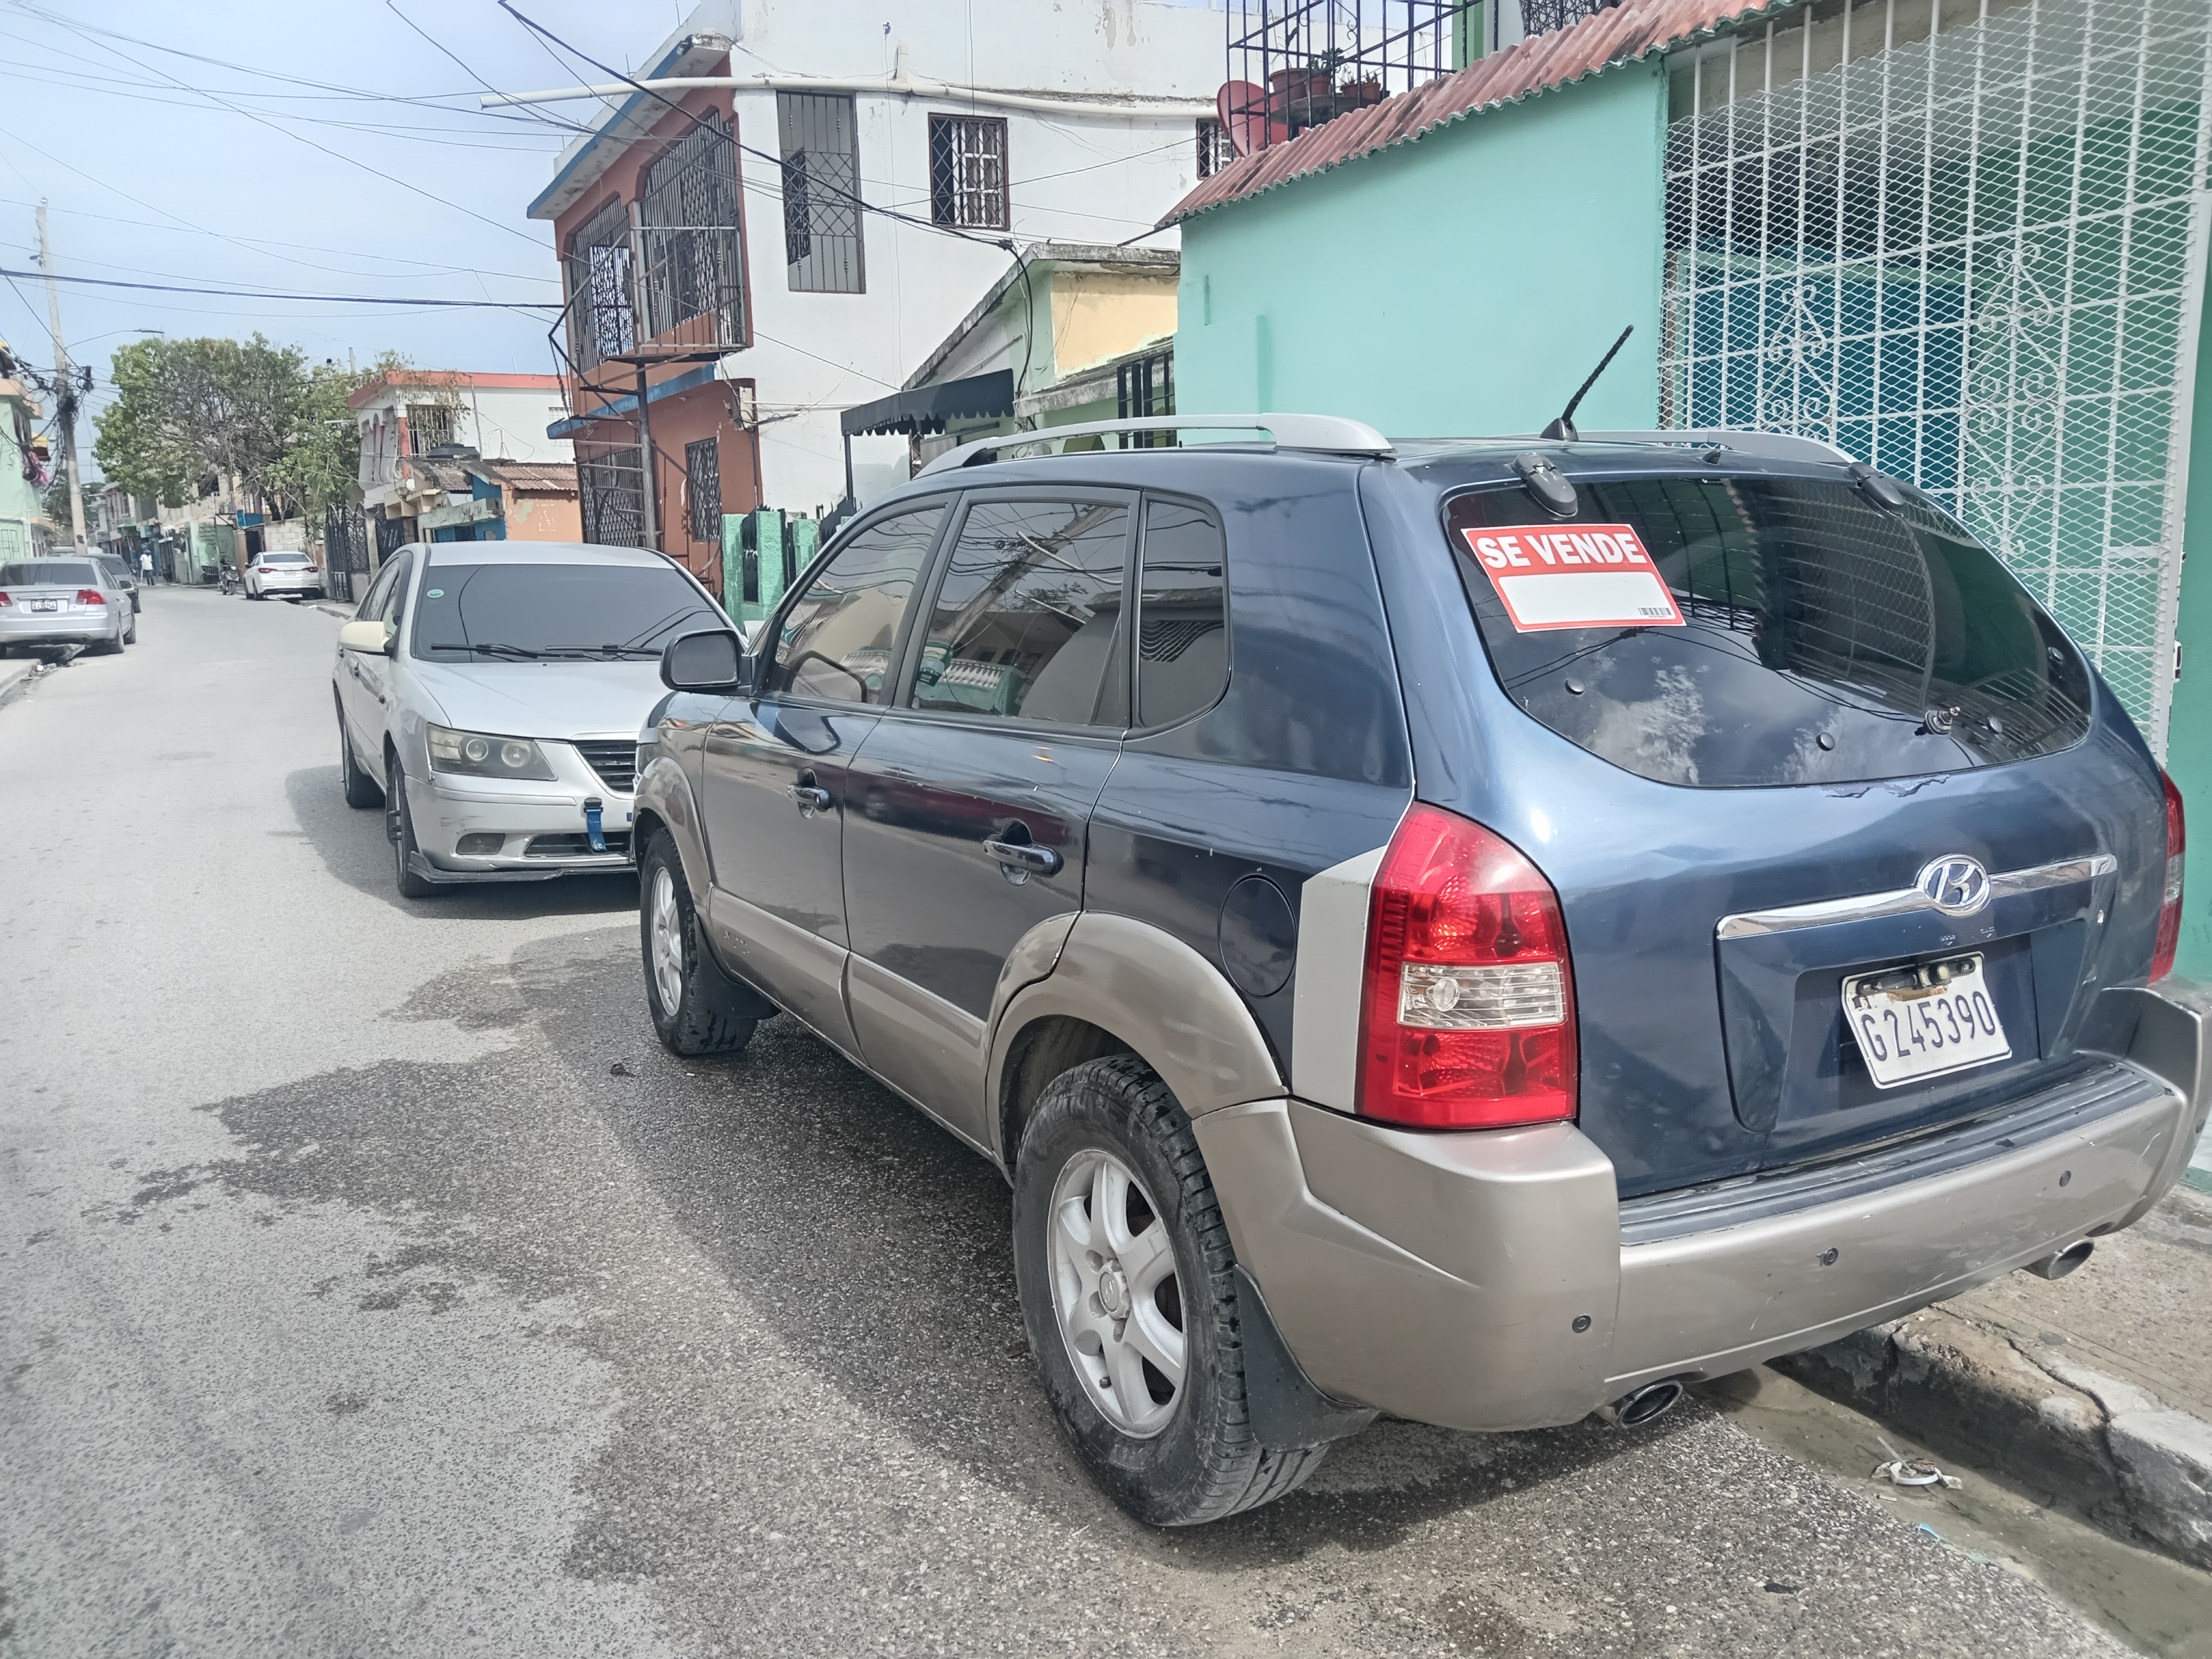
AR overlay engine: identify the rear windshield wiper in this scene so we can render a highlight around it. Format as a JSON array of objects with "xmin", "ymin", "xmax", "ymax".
[{"xmin": 430, "ymin": 642, "xmax": 545, "ymax": 659}]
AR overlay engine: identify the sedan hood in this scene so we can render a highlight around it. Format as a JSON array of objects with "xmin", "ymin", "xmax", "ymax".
[{"xmin": 409, "ymin": 658, "xmax": 666, "ymax": 740}]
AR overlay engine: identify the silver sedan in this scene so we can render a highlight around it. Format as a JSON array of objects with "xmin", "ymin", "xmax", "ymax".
[
  {"xmin": 332, "ymin": 539, "xmax": 727, "ymax": 898},
  {"xmin": 0, "ymin": 556, "xmax": 134, "ymax": 655}
]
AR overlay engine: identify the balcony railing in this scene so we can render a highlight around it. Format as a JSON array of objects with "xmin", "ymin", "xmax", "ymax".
[{"xmin": 1221, "ymin": 0, "xmax": 1621, "ymax": 156}]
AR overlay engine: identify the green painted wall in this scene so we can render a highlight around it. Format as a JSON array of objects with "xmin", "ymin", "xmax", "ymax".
[
  {"xmin": 2163, "ymin": 277, "xmax": 2212, "ymax": 981},
  {"xmin": 1175, "ymin": 63, "xmax": 1670, "ymax": 435}
]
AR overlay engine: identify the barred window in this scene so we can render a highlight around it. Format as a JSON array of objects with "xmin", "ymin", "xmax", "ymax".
[
  {"xmin": 686, "ymin": 437, "xmax": 721, "ymax": 545},
  {"xmin": 563, "ymin": 197, "xmax": 635, "ymax": 371},
  {"xmin": 637, "ymin": 111, "xmax": 746, "ymax": 344},
  {"xmin": 778, "ymin": 92, "xmax": 864, "ymax": 293},
  {"xmin": 928, "ymin": 114, "xmax": 1008, "ymax": 230},
  {"xmin": 404, "ymin": 404, "xmax": 456, "ymax": 455},
  {"xmin": 1196, "ymin": 118, "xmax": 1233, "ymax": 179}
]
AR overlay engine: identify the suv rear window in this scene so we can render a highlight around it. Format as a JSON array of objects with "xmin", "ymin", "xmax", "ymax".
[{"xmin": 1444, "ymin": 475, "xmax": 2092, "ymax": 788}]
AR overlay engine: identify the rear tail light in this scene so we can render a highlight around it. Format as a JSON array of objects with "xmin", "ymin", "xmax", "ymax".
[
  {"xmin": 76, "ymin": 589, "xmax": 105, "ymax": 605},
  {"xmin": 2153, "ymin": 770, "xmax": 2185, "ymax": 982},
  {"xmin": 1357, "ymin": 804, "xmax": 1577, "ymax": 1129},
  {"xmin": 0, "ymin": 592, "xmax": 11, "ymax": 606}
]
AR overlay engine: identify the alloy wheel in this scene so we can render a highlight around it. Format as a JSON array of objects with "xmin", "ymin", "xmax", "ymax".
[
  {"xmin": 1047, "ymin": 1148, "xmax": 1186, "ymax": 1437},
  {"xmin": 649, "ymin": 866, "xmax": 687, "ymax": 1016}
]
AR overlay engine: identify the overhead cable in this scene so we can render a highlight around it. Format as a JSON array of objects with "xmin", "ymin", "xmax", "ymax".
[{"xmin": 0, "ymin": 268, "xmax": 558, "ymax": 309}]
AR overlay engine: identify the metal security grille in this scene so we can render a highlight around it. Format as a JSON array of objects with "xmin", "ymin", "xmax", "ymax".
[
  {"xmin": 637, "ymin": 113, "xmax": 747, "ymax": 346},
  {"xmin": 686, "ymin": 436, "xmax": 721, "ymax": 545},
  {"xmin": 779, "ymin": 92, "xmax": 864, "ymax": 292},
  {"xmin": 1660, "ymin": 0, "xmax": 2212, "ymax": 753},
  {"xmin": 563, "ymin": 198, "xmax": 634, "ymax": 373},
  {"xmin": 323, "ymin": 505, "xmax": 370, "ymax": 604},
  {"xmin": 578, "ymin": 439, "xmax": 646, "ymax": 548},
  {"xmin": 929, "ymin": 114, "xmax": 1009, "ymax": 229}
]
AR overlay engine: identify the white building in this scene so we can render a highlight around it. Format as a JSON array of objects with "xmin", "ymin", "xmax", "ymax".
[
  {"xmin": 519, "ymin": 0, "xmax": 1224, "ymax": 528},
  {"xmin": 351, "ymin": 369, "xmax": 573, "ymax": 533}
]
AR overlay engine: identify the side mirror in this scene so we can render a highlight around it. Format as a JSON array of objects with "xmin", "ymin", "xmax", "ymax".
[
  {"xmin": 335, "ymin": 619, "xmax": 386, "ymax": 654},
  {"xmin": 661, "ymin": 629, "xmax": 747, "ymax": 692}
]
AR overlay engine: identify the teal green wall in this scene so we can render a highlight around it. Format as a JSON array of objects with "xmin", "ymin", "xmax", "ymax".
[
  {"xmin": 1175, "ymin": 64, "xmax": 1669, "ymax": 436},
  {"xmin": 2163, "ymin": 278, "xmax": 2212, "ymax": 980}
]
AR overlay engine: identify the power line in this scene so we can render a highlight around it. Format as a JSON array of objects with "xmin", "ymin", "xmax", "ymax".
[
  {"xmin": 0, "ymin": 267, "xmax": 558, "ymax": 310},
  {"xmin": 20, "ymin": 8, "xmax": 556, "ymax": 251},
  {"xmin": 0, "ymin": 195, "xmax": 559, "ymax": 286}
]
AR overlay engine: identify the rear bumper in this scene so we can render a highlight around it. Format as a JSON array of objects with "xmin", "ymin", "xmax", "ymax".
[
  {"xmin": 0, "ymin": 612, "xmax": 110, "ymax": 646},
  {"xmin": 1194, "ymin": 981, "xmax": 2209, "ymax": 1432}
]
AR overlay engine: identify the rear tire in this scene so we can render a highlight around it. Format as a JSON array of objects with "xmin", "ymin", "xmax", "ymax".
[
  {"xmin": 1013, "ymin": 1055, "xmax": 1328, "ymax": 1526},
  {"xmin": 339, "ymin": 698, "xmax": 383, "ymax": 808},
  {"xmin": 386, "ymin": 755, "xmax": 438, "ymax": 899},
  {"xmin": 640, "ymin": 831, "xmax": 758, "ymax": 1056},
  {"xmin": 124, "ymin": 610, "xmax": 137, "ymax": 644}
]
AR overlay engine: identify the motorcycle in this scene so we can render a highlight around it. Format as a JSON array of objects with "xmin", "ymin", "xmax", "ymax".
[{"xmin": 219, "ymin": 564, "xmax": 241, "ymax": 596}]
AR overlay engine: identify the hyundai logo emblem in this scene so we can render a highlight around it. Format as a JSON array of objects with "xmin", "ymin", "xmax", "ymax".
[{"xmin": 1916, "ymin": 854, "xmax": 1991, "ymax": 915}]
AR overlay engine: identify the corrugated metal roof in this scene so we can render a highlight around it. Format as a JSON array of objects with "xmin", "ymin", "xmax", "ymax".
[
  {"xmin": 470, "ymin": 460, "xmax": 579, "ymax": 495},
  {"xmin": 1161, "ymin": 0, "xmax": 1793, "ymax": 226}
]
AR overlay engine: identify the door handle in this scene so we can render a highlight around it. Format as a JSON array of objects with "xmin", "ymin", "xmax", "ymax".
[
  {"xmin": 790, "ymin": 784, "xmax": 832, "ymax": 813},
  {"xmin": 983, "ymin": 837, "xmax": 1063, "ymax": 877}
]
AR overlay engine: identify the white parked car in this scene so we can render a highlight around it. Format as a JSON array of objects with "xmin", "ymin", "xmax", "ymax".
[
  {"xmin": 246, "ymin": 550, "xmax": 323, "ymax": 600},
  {"xmin": 332, "ymin": 540, "xmax": 727, "ymax": 898}
]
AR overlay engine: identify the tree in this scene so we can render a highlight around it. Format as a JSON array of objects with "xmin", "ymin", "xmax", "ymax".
[{"xmin": 93, "ymin": 334, "xmax": 316, "ymax": 513}]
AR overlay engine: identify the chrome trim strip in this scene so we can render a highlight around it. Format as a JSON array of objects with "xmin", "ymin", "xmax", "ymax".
[{"xmin": 1715, "ymin": 853, "xmax": 2116, "ymax": 940}]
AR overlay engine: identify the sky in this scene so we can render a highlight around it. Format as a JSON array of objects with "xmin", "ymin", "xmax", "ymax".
[{"xmin": 0, "ymin": 0, "xmax": 703, "ymax": 454}]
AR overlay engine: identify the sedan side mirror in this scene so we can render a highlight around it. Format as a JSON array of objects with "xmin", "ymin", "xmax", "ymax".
[
  {"xmin": 335, "ymin": 619, "xmax": 386, "ymax": 655},
  {"xmin": 661, "ymin": 629, "xmax": 748, "ymax": 692}
]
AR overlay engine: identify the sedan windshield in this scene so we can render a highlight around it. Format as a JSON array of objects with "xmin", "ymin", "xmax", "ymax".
[{"xmin": 410, "ymin": 561, "xmax": 722, "ymax": 663}]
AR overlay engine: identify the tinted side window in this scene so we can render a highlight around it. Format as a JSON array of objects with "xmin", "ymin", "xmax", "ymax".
[
  {"xmin": 355, "ymin": 558, "xmax": 399, "ymax": 621},
  {"xmin": 1136, "ymin": 498, "xmax": 1228, "ymax": 728},
  {"xmin": 765, "ymin": 507, "xmax": 942, "ymax": 703},
  {"xmin": 377, "ymin": 553, "xmax": 415, "ymax": 638},
  {"xmin": 909, "ymin": 498, "xmax": 1129, "ymax": 724}
]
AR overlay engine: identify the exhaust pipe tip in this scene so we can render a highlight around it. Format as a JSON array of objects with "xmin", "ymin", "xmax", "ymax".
[
  {"xmin": 1596, "ymin": 1378, "xmax": 1686, "ymax": 1428},
  {"xmin": 2024, "ymin": 1239, "xmax": 2094, "ymax": 1281}
]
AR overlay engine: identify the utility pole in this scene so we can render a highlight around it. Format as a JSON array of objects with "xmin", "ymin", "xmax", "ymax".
[{"xmin": 36, "ymin": 201, "xmax": 87, "ymax": 547}]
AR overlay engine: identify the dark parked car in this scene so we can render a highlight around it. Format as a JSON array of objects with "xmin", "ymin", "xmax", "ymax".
[
  {"xmin": 92, "ymin": 553, "xmax": 140, "ymax": 613},
  {"xmin": 630, "ymin": 415, "xmax": 2208, "ymax": 1526}
]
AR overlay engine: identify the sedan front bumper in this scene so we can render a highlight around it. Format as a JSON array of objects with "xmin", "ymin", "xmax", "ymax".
[{"xmin": 407, "ymin": 771, "xmax": 637, "ymax": 878}]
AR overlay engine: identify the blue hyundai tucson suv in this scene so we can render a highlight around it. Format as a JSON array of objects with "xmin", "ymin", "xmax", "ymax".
[{"xmin": 630, "ymin": 415, "xmax": 2207, "ymax": 1527}]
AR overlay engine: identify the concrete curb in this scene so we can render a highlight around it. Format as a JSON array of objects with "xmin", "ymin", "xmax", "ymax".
[
  {"xmin": 0, "ymin": 658, "xmax": 44, "ymax": 709},
  {"xmin": 1775, "ymin": 1298, "xmax": 2212, "ymax": 1571},
  {"xmin": 309, "ymin": 602, "xmax": 354, "ymax": 621}
]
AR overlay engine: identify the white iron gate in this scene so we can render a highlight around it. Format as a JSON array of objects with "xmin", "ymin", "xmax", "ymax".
[{"xmin": 1660, "ymin": 0, "xmax": 2212, "ymax": 753}]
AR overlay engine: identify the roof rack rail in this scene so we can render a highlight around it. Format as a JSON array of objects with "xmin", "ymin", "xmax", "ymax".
[
  {"xmin": 915, "ymin": 413, "xmax": 1394, "ymax": 477},
  {"xmin": 1570, "ymin": 428, "xmax": 1858, "ymax": 466}
]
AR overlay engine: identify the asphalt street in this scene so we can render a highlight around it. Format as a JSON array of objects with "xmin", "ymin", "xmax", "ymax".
[{"xmin": 0, "ymin": 587, "xmax": 2157, "ymax": 1657}]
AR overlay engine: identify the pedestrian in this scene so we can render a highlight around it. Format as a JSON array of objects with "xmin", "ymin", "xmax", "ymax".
[{"xmin": 139, "ymin": 549, "xmax": 155, "ymax": 587}]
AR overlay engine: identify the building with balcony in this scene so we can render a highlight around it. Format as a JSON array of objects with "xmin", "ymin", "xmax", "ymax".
[
  {"xmin": 350, "ymin": 369, "xmax": 572, "ymax": 556},
  {"xmin": 523, "ymin": 0, "xmax": 1223, "ymax": 609}
]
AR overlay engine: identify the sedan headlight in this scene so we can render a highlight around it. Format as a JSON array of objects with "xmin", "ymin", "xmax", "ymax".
[{"xmin": 427, "ymin": 724, "xmax": 557, "ymax": 781}]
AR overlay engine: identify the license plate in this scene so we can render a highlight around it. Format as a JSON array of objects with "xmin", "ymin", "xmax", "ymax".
[
  {"xmin": 30, "ymin": 600, "xmax": 57, "ymax": 612},
  {"xmin": 1844, "ymin": 953, "xmax": 2011, "ymax": 1088}
]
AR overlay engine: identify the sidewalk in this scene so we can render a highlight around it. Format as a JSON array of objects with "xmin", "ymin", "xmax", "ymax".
[{"xmin": 1778, "ymin": 1165, "xmax": 2212, "ymax": 1573}]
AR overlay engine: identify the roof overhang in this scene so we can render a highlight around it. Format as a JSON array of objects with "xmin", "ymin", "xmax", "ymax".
[
  {"xmin": 842, "ymin": 370, "xmax": 1016, "ymax": 438},
  {"xmin": 1161, "ymin": 0, "xmax": 1796, "ymax": 227},
  {"xmin": 528, "ymin": 32, "xmax": 736, "ymax": 225}
]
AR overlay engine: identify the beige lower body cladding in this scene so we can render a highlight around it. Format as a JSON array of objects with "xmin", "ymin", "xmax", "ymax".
[{"xmin": 1195, "ymin": 1084, "xmax": 2194, "ymax": 1435}]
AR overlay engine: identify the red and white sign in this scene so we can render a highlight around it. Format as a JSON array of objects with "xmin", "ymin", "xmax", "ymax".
[{"xmin": 1461, "ymin": 523, "xmax": 1685, "ymax": 633}]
